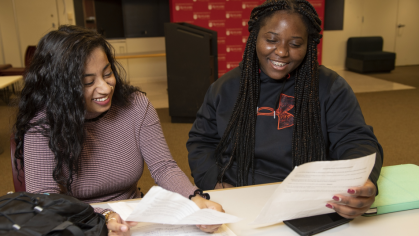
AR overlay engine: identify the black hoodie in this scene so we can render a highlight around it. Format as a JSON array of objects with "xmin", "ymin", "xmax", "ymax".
[{"xmin": 187, "ymin": 65, "xmax": 383, "ymax": 191}]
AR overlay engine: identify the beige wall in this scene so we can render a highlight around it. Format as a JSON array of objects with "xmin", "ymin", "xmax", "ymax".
[
  {"xmin": 108, "ymin": 37, "xmax": 167, "ymax": 84},
  {"xmin": 56, "ymin": 0, "xmax": 76, "ymax": 26},
  {"xmin": 360, "ymin": 0, "xmax": 398, "ymax": 52},
  {"xmin": 0, "ymin": 0, "xmax": 75, "ymax": 67},
  {"xmin": 126, "ymin": 37, "xmax": 167, "ymax": 83},
  {"xmin": 0, "ymin": 0, "xmax": 22, "ymax": 67},
  {"xmin": 0, "ymin": 24, "xmax": 5, "ymax": 64},
  {"xmin": 322, "ymin": 0, "xmax": 399, "ymax": 69},
  {"xmin": 0, "ymin": 0, "xmax": 164, "ymax": 83},
  {"xmin": 14, "ymin": 0, "xmax": 60, "ymax": 63}
]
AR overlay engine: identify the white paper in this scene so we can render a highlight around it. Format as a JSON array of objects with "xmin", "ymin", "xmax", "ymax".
[
  {"xmin": 108, "ymin": 186, "xmax": 241, "ymax": 225},
  {"xmin": 252, "ymin": 153, "xmax": 376, "ymax": 226},
  {"xmin": 131, "ymin": 223, "xmax": 236, "ymax": 236}
]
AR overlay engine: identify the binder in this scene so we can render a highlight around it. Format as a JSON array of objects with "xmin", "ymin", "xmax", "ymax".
[{"xmin": 364, "ymin": 164, "xmax": 419, "ymax": 216}]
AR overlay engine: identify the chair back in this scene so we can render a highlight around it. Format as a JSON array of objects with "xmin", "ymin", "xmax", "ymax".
[
  {"xmin": 24, "ymin": 46, "xmax": 36, "ymax": 68},
  {"xmin": 347, "ymin": 36, "xmax": 383, "ymax": 57},
  {"xmin": 10, "ymin": 134, "xmax": 26, "ymax": 192},
  {"xmin": 0, "ymin": 64, "xmax": 12, "ymax": 70}
]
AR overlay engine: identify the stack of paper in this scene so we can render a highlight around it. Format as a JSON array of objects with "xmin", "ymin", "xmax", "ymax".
[{"xmin": 108, "ymin": 186, "xmax": 241, "ymax": 224}]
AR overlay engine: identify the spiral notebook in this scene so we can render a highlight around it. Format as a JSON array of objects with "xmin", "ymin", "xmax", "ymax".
[{"xmin": 364, "ymin": 164, "xmax": 419, "ymax": 216}]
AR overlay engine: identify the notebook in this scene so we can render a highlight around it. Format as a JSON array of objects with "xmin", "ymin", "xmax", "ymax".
[{"xmin": 364, "ymin": 164, "xmax": 419, "ymax": 216}]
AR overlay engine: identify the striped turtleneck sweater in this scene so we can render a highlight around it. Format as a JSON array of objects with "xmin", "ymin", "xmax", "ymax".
[{"xmin": 24, "ymin": 92, "xmax": 197, "ymax": 211}]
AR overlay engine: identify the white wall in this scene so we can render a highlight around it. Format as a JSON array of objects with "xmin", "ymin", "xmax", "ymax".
[{"xmin": 322, "ymin": 0, "xmax": 399, "ymax": 69}]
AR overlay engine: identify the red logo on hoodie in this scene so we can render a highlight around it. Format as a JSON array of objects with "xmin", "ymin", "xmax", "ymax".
[{"xmin": 257, "ymin": 94, "xmax": 294, "ymax": 130}]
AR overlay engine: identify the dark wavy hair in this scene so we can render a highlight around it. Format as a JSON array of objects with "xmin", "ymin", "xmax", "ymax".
[
  {"xmin": 216, "ymin": 0, "xmax": 326, "ymax": 186},
  {"xmin": 14, "ymin": 25, "xmax": 140, "ymax": 192}
]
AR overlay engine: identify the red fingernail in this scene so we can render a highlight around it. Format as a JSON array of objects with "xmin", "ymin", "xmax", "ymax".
[
  {"xmin": 332, "ymin": 196, "xmax": 340, "ymax": 201},
  {"xmin": 348, "ymin": 189, "xmax": 356, "ymax": 194},
  {"xmin": 326, "ymin": 204, "xmax": 334, "ymax": 209}
]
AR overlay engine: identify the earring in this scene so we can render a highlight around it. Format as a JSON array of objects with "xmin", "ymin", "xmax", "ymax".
[{"xmin": 109, "ymin": 85, "xmax": 114, "ymax": 90}]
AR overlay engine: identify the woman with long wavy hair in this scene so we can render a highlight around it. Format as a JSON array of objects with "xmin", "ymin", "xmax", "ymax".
[
  {"xmin": 14, "ymin": 25, "xmax": 223, "ymax": 235},
  {"xmin": 187, "ymin": 0, "xmax": 383, "ymax": 219}
]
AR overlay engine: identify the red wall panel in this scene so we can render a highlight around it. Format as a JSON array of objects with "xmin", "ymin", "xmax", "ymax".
[{"xmin": 170, "ymin": 0, "xmax": 324, "ymax": 77}]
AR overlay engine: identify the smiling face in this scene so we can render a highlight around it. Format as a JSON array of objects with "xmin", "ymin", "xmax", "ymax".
[
  {"xmin": 83, "ymin": 47, "xmax": 116, "ymax": 118},
  {"xmin": 256, "ymin": 11, "xmax": 308, "ymax": 80}
]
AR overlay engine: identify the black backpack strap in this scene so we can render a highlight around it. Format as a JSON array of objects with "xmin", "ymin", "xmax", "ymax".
[
  {"xmin": 65, "ymin": 225, "xmax": 86, "ymax": 236},
  {"xmin": 48, "ymin": 221, "xmax": 85, "ymax": 236}
]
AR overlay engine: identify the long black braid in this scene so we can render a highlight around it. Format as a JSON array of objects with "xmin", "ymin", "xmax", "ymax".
[{"xmin": 215, "ymin": 0, "xmax": 326, "ymax": 187}]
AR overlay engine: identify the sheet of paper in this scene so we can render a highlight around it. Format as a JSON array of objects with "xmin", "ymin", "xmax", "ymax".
[
  {"xmin": 131, "ymin": 223, "xmax": 236, "ymax": 236},
  {"xmin": 253, "ymin": 153, "xmax": 376, "ymax": 226},
  {"xmin": 108, "ymin": 186, "xmax": 241, "ymax": 225}
]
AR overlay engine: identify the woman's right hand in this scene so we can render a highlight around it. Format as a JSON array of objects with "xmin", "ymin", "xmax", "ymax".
[
  {"xmin": 191, "ymin": 195, "xmax": 225, "ymax": 233},
  {"xmin": 107, "ymin": 212, "xmax": 138, "ymax": 236}
]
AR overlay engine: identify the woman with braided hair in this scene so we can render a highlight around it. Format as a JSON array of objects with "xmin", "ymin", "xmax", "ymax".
[{"xmin": 187, "ymin": 0, "xmax": 383, "ymax": 219}]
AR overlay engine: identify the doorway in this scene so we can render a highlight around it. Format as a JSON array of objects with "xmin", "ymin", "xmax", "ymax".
[
  {"xmin": 394, "ymin": 0, "xmax": 419, "ymax": 66},
  {"xmin": 360, "ymin": 0, "xmax": 419, "ymax": 66},
  {"xmin": 14, "ymin": 0, "xmax": 59, "ymax": 63}
]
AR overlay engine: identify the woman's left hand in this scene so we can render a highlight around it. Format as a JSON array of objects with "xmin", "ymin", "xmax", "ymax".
[
  {"xmin": 191, "ymin": 195, "xmax": 225, "ymax": 233},
  {"xmin": 326, "ymin": 179, "xmax": 376, "ymax": 218},
  {"xmin": 107, "ymin": 212, "xmax": 138, "ymax": 236}
]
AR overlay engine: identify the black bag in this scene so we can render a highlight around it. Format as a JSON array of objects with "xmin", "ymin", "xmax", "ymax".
[{"xmin": 0, "ymin": 192, "xmax": 107, "ymax": 236}]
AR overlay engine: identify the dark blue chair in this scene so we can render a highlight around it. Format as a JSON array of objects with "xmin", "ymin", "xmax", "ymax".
[{"xmin": 346, "ymin": 36, "xmax": 396, "ymax": 73}]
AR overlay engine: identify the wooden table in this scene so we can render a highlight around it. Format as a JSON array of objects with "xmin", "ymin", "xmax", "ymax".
[
  {"xmin": 0, "ymin": 75, "xmax": 23, "ymax": 89},
  {"xmin": 92, "ymin": 182, "xmax": 419, "ymax": 235},
  {"xmin": 0, "ymin": 75, "xmax": 23, "ymax": 104},
  {"xmin": 0, "ymin": 75, "xmax": 23, "ymax": 103}
]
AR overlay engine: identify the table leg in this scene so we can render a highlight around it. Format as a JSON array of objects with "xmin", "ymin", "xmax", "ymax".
[{"xmin": 1, "ymin": 86, "xmax": 11, "ymax": 104}]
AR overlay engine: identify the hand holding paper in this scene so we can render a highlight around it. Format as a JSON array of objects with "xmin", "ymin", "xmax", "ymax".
[
  {"xmin": 252, "ymin": 153, "xmax": 376, "ymax": 226},
  {"xmin": 329, "ymin": 178, "xmax": 377, "ymax": 218},
  {"xmin": 108, "ymin": 186, "xmax": 241, "ymax": 225}
]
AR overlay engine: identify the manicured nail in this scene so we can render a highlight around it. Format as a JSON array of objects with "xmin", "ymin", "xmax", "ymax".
[
  {"xmin": 326, "ymin": 204, "xmax": 334, "ymax": 209},
  {"xmin": 332, "ymin": 196, "xmax": 341, "ymax": 202},
  {"xmin": 348, "ymin": 189, "xmax": 356, "ymax": 194},
  {"xmin": 201, "ymin": 225, "xmax": 207, "ymax": 229},
  {"xmin": 121, "ymin": 225, "xmax": 128, "ymax": 231}
]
